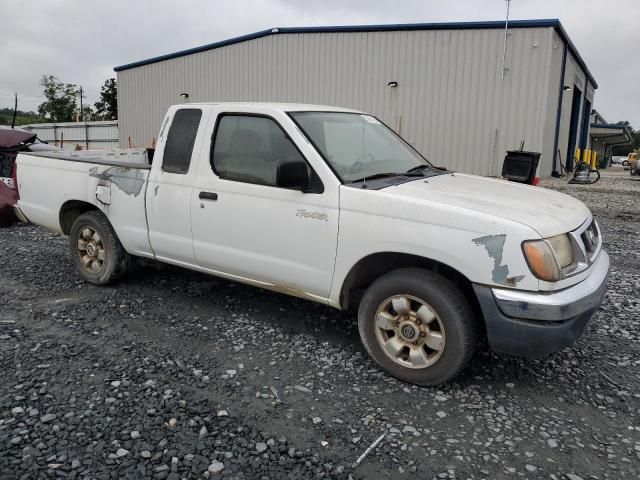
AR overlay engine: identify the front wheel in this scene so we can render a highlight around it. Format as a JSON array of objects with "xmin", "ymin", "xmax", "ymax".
[
  {"xmin": 358, "ymin": 268, "xmax": 477, "ymax": 386},
  {"xmin": 69, "ymin": 211, "xmax": 129, "ymax": 285}
]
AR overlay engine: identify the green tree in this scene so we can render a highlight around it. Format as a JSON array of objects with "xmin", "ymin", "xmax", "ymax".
[
  {"xmin": 93, "ymin": 78, "xmax": 117, "ymax": 120},
  {"xmin": 37, "ymin": 75, "xmax": 79, "ymax": 122},
  {"xmin": 81, "ymin": 105, "xmax": 95, "ymax": 122},
  {"xmin": 0, "ymin": 108, "xmax": 46, "ymax": 126}
]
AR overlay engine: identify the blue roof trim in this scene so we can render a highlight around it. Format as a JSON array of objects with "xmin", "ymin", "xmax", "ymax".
[
  {"xmin": 113, "ymin": 18, "xmax": 597, "ymax": 87},
  {"xmin": 114, "ymin": 27, "xmax": 275, "ymax": 72}
]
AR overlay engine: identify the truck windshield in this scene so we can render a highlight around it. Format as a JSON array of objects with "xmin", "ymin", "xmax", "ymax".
[{"xmin": 289, "ymin": 112, "xmax": 432, "ymax": 184}]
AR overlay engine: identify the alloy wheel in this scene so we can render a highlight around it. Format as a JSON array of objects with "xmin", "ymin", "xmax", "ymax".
[
  {"xmin": 374, "ymin": 294, "xmax": 446, "ymax": 369},
  {"xmin": 76, "ymin": 226, "xmax": 105, "ymax": 273}
]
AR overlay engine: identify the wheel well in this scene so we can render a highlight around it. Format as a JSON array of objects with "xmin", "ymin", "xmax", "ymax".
[
  {"xmin": 59, "ymin": 200, "xmax": 99, "ymax": 235},
  {"xmin": 340, "ymin": 253, "xmax": 483, "ymax": 328}
]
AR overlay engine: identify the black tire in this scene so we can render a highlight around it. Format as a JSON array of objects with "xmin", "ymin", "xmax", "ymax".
[
  {"xmin": 358, "ymin": 268, "xmax": 477, "ymax": 386},
  {"xmin": 69, "ymin": 210, "xmax": 129, "ymax": 285}
]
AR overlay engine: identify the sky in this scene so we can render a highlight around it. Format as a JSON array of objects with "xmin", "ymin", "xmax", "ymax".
[{"xmin": 1, "ymin": 0, "xmax": 638, "ymax": 128}]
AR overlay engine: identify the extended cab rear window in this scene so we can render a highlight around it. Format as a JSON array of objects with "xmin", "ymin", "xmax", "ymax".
[{"xmin": 162, "ymin": 109, "xmax": 202, "ymax": 174}]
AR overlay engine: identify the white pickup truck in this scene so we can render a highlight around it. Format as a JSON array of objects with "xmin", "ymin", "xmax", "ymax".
[{"xmin": 15, "ymin": 103, "xmax": 609, "ymax": 385}]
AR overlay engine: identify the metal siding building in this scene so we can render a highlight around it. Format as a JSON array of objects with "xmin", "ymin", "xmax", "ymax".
[{"xmin": 115, "ymin": 20, "xmax": 596, "ymax": 177}]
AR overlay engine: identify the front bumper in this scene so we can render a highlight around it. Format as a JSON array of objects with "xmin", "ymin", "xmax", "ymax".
[{"xmin": 473, "ymin": 250, "xmax": 609, "ymax": 358}]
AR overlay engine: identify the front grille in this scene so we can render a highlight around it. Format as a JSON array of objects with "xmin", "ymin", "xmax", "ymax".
[
  {"xmin": 581, "ymin": 220, "xmax": 600, "ymax": 257},
  {"xmin": 564, "ymin": 217, "xmax": 602, "ymax": 276}
]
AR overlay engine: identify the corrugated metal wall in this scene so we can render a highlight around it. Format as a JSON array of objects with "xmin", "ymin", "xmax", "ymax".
[
  {"xmin": 548, "ymin": 30, "xmax": 596, "ymax": 172},
  {"xmin": 117, "ymin": 27, "xmax": 561, "ymax": 176},
  {"xmin": 21, "ymin": 121, "xmax": 119, "ymax": 151}
]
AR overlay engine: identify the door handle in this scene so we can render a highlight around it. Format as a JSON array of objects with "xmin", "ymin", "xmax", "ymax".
[{"xmin": 199, "ymin": 191, "xmax": 218, "ymax": 201}]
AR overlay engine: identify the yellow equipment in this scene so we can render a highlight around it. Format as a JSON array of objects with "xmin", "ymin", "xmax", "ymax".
[{"xmin": 629, "ymin": 151, "xmax": 640, "ymax": 175}]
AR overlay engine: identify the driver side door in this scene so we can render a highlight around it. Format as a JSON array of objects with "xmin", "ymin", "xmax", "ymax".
[{"xmin": 190, "ymin": 112, "xmax": 339, "ymax": 301}]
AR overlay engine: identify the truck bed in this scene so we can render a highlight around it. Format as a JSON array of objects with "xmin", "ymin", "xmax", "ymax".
[
  {"xmin": 16, "ymin": 151, "xmax": 154, "ymax": 257},
  {"xmin": 26, "ymin": 146, "xmax": 152, "ymax": 166}
]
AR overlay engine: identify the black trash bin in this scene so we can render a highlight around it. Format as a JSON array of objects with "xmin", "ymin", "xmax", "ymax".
[{"xmin": 501, "ymin": 150, "xmax": 541, "ymax": 185}]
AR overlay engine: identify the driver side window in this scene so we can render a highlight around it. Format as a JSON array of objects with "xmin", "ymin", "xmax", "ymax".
[{"xmin": 211, "ymin": 115, "xmax": 306, "ymax": 187}]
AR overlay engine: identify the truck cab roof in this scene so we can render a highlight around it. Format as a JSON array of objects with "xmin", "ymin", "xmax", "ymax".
[{"xmin": 171, "ymin": 102, "xmax": 362, "ymax": 113}]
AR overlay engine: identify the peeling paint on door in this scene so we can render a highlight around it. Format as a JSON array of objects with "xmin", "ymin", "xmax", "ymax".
[{"xmin": 472, "ymin": 234, "xmax": 525, "ymax": 286}]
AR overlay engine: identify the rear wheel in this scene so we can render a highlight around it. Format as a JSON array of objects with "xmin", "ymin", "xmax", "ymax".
[
  {"xmin": 358, "ymin": 268, "xmax": 477, "ymax": 386},
  {"xmin": 69, "ymin": 211, "xmax": 129, "ymax": 285}
]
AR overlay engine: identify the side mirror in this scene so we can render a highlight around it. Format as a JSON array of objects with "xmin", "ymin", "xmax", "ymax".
[{"xmin": 276, "ymin": 160, "xmax": 309, "ymax": 190}]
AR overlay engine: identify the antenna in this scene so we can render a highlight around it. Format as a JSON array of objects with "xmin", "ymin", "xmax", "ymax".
[
  {"xmin": 501, "ymin": 0, "xmax": 512, "ymax": 79},
  {"xmin": 361, "ymin": 33, "xmax": 369, "ymax": 189},
  {"xmin": 361, "ymin": 115, "xmax": 367, "ymax": 189}
]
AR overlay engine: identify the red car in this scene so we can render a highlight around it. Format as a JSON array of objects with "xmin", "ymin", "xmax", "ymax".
[
  {"xmin": 0, "ymin": 179, "xmax": 18, "ymax": 225},
  {"xmin": 0, "ymin": 128, "xmax": 39, "ymax": 226}
]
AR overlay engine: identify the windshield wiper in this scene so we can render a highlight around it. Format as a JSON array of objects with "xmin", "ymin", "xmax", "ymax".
[
  {"xmin": 404, "ymin": 164, "xmax": 432, "ymax": 174},
  {"xmin": 349, "ymin": 168, "xmax": 430, "ymax": 184},
  {"xmin": 348, "ymin": 172, "xmax": 400, "ymax": 184}
]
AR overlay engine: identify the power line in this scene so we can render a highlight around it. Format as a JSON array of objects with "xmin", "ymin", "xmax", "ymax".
[{"xmin": 0, "ymin": 94, "xmax": 45, "ymax": 100}]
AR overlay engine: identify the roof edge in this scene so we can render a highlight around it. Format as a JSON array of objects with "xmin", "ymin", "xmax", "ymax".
[
  {"xmin": 591, "ymin": 123, "xmax": 630, "ymax": 131},
  {"xmin": 114, "ymin": 27, "xmax": 275, "ymax": 72},
  {"xmin": 113, "ymin": 18, "xmax": 596, "ymax": 87},
  {"xmin": 591, "ymin": 123, "xmax": 633, "ymax": 145}
]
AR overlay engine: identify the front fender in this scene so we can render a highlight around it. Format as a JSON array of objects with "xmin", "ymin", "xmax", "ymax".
[{"xmin": 330, "ymin": 191, "xmax": 540, "ymax": 306}]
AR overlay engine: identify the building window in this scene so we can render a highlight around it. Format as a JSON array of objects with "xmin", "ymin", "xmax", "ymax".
[{"xmin": 161, "ymin": 108, "xmax": 203, "ymax": 174}]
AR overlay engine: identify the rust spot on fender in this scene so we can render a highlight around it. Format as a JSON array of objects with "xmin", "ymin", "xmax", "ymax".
[
  {"xmin": 472, "ymin": 234, "xmax": 525, "ymax": 286},
  {"xmin": 504, "ymin": 276, "xmax": 521, "ymax": 287}
]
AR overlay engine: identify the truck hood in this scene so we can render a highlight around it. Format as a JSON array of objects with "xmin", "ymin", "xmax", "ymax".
[{"xmin": 386, "ymin": 173, "xmax": 590, "ymax": 238}]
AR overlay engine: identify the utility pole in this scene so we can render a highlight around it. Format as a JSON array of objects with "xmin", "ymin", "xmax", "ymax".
[
  {"xmin": 11, "ymin": 93, "xmax": 17, "ymax": 129},
  {"xmin": 79, "ymin": 86, "xmax": 84, "ymax": 122}
]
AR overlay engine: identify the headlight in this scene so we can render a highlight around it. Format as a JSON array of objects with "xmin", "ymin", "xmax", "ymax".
[
  {"xmin": 546, "ymin": 234, "xmax": 572, "ymax": 268},
  {"xmin": 522, "ymin": 234, "xmax": 572, "ymax": 281}
]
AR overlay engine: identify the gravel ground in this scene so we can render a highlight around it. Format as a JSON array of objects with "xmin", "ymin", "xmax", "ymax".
[{"xmin": 1, "ymin": 176, "xmax": 639, "ymax": 479}]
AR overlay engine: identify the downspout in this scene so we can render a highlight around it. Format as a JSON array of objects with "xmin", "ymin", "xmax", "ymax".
[
  {"xmin": 551, "ymin": 42, "xmax": 568, "ymax": 177},
  {"xmin": 579, "ymin": 74, "xmax": 590, "ymax": 151}
]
